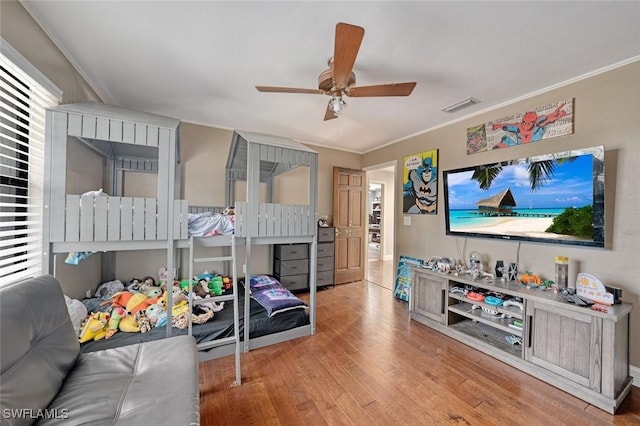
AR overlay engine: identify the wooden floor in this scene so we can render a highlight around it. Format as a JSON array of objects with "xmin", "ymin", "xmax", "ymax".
[
  {"xmin": 366, "ymin": 243, "xmax": 393, "ymax": 291},
  {"xmin": 200, "ymin": 279, "xmax": 640, "ymax": 425}
]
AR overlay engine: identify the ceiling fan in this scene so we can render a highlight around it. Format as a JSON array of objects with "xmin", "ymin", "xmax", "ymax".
[{"xmin": 256, "ymin": 22, "xmax": 417, "ymax": 121}]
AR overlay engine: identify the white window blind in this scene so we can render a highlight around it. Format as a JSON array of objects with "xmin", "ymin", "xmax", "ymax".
[{"xmin": 0, "ymin": 41, "xmax": 60, "ymax": 286}]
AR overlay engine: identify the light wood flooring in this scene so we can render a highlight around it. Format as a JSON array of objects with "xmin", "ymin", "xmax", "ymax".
[
  {"xmin": 366, "ymin": 243, "xmax": 394, "ymax": 291},
  {"xmin": 199, "ymin": 271, "xmax": 640, "ymax": 425}
]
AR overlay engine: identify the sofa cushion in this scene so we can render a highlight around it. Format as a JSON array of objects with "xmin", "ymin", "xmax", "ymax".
[
  {"xmin": 40, "ymin": 335, "xmax": 200, "ymax": 425},
  {"xmin": 0, "ymin": 275, "xmax": 79, "ymax": 424}
]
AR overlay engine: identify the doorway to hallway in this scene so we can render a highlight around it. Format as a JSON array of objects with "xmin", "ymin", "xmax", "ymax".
[{"xmin": 365, "ymin": 164, "xmax": 395, "ymax": 291}]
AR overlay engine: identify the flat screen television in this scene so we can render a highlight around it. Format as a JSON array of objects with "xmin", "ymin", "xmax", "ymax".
[{"xmin": 442, "ymin": 146, "xmax": 604, "ymax": 248}]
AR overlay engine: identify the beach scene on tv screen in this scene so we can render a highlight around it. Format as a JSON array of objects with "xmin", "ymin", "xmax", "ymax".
[{"xmin": 446, "ymin": 153, "xmax": 595, "ymax": 242}]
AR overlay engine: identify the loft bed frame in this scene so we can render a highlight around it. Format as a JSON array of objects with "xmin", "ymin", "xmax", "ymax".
[
  {"xmin": 42, "ymin": 103, "xmax": 318, "ymax": 383},
  {"xmin": 224, "ymin": 129, "xmax": 319, "ymax": 350},
  {"xmin": 176, "ymin": 129, "xmax": 319, "ymax": 352},
  {"xmin": 42, "ymin": 100, "xmax": 186, "ymax": 321}
]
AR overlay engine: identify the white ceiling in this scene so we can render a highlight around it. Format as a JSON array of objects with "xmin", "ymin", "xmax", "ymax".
[{"xmin": 22, "ymin": 1, "xmax": 640, "ymax": 153}]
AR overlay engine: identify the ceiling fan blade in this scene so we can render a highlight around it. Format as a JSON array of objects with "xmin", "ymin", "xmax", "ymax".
[
  {"xmin": 348, "ymin": 82, "xmax": 417, "ymax": 97},
  {"xmin": 333, "ymin": 23, "xmax": 365, "ymax": 88},
  {"xmin": 256, "ymin": 86, "xmax": 324, "ymax": 94},
  {"xmin": 324, "ymin": 101, "xmax": 337, "ymax": 121}
]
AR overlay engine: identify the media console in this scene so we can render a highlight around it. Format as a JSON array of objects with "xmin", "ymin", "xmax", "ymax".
[{"xmin": 410, "ymin": 267, "xmax": 633, "ymax": 414}]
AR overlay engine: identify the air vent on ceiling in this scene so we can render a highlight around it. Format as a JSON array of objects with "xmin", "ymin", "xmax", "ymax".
[{"xmin": 441, "ymin": 97, "xmax": 480, "ymax": 113}]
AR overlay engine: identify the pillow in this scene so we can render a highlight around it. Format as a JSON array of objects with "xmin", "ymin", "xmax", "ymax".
[
  {"xmin": 249, "ymin": 275, "xmax": 281, "ymax": 291},
  {"xmin": 249, "ymin": 275, "xmax": 307, "ymax": 317},
  {"xmin": 64, "ymin": 294, "xmax": 88, "ymax": 335}
]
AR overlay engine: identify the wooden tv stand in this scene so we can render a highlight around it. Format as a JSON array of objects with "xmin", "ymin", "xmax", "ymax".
[{"xmin": 410, "ymin": 267, "xmax": 633, "ymax": 414}]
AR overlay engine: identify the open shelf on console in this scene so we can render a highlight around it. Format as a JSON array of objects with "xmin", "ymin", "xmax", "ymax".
[
  {"xmin": 448, "ymin": 293, "xmax": 524, "ymax": 320},
  {"xmin": 448, "ymin": 319, "xmax": 523, "ymax": 358},
  {"xmin": 448, "ymin": 302, "xmax": 522, "ymax": 336}
]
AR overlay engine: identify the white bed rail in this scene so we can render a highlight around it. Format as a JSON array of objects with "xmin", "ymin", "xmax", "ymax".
[
  {"xmin": 52, "ymin": 195, "xmax": 189, "ymax": 242},
  {"xmin": 235, "ymin": 202, "xmax": 312, "ymax": 237}
]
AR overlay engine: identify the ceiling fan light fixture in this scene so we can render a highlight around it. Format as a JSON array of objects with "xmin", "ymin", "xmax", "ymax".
[
  {"xmin": 441, "ymin": 97, "xmax": 481, "ymax": 113},
  {"xmin": 329, "ymin": 96, "xmax": 346, "ymax": 116}
]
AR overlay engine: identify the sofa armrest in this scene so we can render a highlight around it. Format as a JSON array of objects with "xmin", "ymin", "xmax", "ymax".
[{"xmin": 0, "ymin": 275, "xmax": 79, "ymax": 425}]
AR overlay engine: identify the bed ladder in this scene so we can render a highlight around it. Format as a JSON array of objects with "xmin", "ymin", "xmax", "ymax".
[{"xmin": 187, "ymin": 235, "xmax": 241, "ymax": 386}]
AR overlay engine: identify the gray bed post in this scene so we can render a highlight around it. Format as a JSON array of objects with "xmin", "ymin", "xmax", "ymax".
[
  {"xmin": 101, "ymin": 156, "xmax": 118, "ymax": 281},
  {"xmin": 162, "ymin": 125, "xmax": 177, "ymax": 338},
  {"xmin": 42, "ymin": 110, "xmax": 55, "ymax": 275},
  {"xmin": 243, "ymin": 237, "xmax": 252, "ymax": 352},
  {"xmin": 225, "ymin": 132, "xmax": 238, "ymax": 208},
  {"xmin": 308, "ymin": 152, "xmax": 319, "ymax": 334},
  {"xmin": 244, "ymin": 136, "xmax": 260, "ymax": 351},
  {"xmin": 266, "ymin": 174, "xmax": 274, "ymax": 273},
  {"xmin": 43, "ymin": 110, "xmax": 68, "ymax": 276}
]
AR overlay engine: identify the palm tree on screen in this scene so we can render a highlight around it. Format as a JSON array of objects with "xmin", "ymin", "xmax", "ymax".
[{"xmin": 472, "ymin": 158, "xmax": 572, "ymax": 191}]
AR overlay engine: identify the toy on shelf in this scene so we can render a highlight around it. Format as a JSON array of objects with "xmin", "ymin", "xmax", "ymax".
[
  {"xmin": 576, "ymin": 273, "xmax": 620, "ymax": 305},
  {"xmin": 506, "ymin": 262, "xmax": 518, "ymax": 282},
  {"xmin": 519, "ymin": 271, "xmax": 541, "ymax": 286},
  {"xmin": 502, "ymin": 299, "xmax": 524, "ymax": 311}
]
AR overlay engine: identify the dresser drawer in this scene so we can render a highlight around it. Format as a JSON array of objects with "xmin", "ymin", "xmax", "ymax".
[
  {"xmin": 317, "ymin": 270, "xmax": 334, "ymax": 287},
  {"xmin": 274, "ymin": 258, "xmax": 309, "ymax": 276},
  {"xmin": 275, "ymin": 273, "xmax": 308, "ymax": 291},
  {"xmin": 317, "ymin": 242, "xmax": 335, "ymax": 258},
  {"xmin": 317, "ymin": 256, "xmax": 334, "ymax": 272},
  {"xmin": 318, "ymin": 227, "xmax": 335, "ymax": 242},
  {"xmin": 274, "ymin": 244, "xmax": 308, "ymax": 260}
]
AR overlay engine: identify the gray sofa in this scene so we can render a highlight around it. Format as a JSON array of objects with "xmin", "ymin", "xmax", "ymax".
[{"xmin": 0, "ymin": 275, "xmax": 200, "ymax": 425}]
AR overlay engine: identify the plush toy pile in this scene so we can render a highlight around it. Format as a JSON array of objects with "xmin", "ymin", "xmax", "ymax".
[{"xmin": 77, "ymin": 268, "xmax": 232, "ymax": 343}]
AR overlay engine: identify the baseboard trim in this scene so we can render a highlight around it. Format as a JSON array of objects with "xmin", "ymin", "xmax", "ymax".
[{"xmin": 631, "ymin": 364, "xmax": 639, "ymax": 387}]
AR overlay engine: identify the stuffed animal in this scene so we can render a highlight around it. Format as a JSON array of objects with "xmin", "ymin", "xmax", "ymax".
[
  {"xmin": 193, "ymin": 279, "xmax": 210, "ymax": 297},
  {"xmin": 208, "ymin": 276, "xmax": 223, "ymax": 296},
  {"xmin": 223, "ymin": 206, "xmax": 235, "ymax": 215},
  {"xmin": 101, "ymin": 290, "xmax": 133, "ymax": 309},
  {"xmin": 179, "ymin": 279, "xmax": 196, "ymax": 292},
  {"xmin": 78, "ymin": 312, "xmax": 110, "ymax": 343},
  {"xmin": 171, "ymin": 312, "xmax": 189, "ymax": 329},
  {"xmin": 191, "ymin": 309, "xmax": 214, "ymax": 324},
  {"xmin": 135, "ymin": 311, "xmax": 153, "ymax": 333},
  {"xmin": 158, "ymin": 267, "xmax": 177, "ymax": 289},
  {"xmin": 145, "ymin": 287, "xmax": 162, "ymax": 298},
  {"xmin": 94, "ymin": 279, "xmax": 124, "ymax": 299},
  {"xmin": 126, "ymin": 292, "xmax": 149, "ymax": 313},
  {"xmin": 103, "ymin": 291, "xmax": 157, "ymax": 315},
  {"xmin": 128, "ymin": 276, "xmax": 156, "ymax": 294},
  {"xmin": 171, "ymin": 300, "xmax": 189, "ymax": 317},
  {"xmin": 222, "ymin": 276, "xmax": 232, "ymax": 290},
  {"xmin": 118, "ymin": 315, "xmax": 140, "ymax": 333},
  {"xmin": 193, "ymin": 294, "xmax": 225, "ymax": 313},
  {"xmin": 172, "ymin": 285, "xmax": 187, "ymax": 304},
  {"xmin": 145, "ymin": 302, "xmax": 165, "ymax": 325},
  {"xmin": 105, "ymin": 307, "xmax": 125, "ymax": 339}
]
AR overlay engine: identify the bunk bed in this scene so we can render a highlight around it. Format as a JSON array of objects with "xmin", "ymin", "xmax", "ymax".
[
  {"xmin": 220, "ymin": 129, "xmax": 319, "ymax": 351},
  {"xmin": 42, "ymin": 103, "xmax": 319, "ymax": 384}
]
